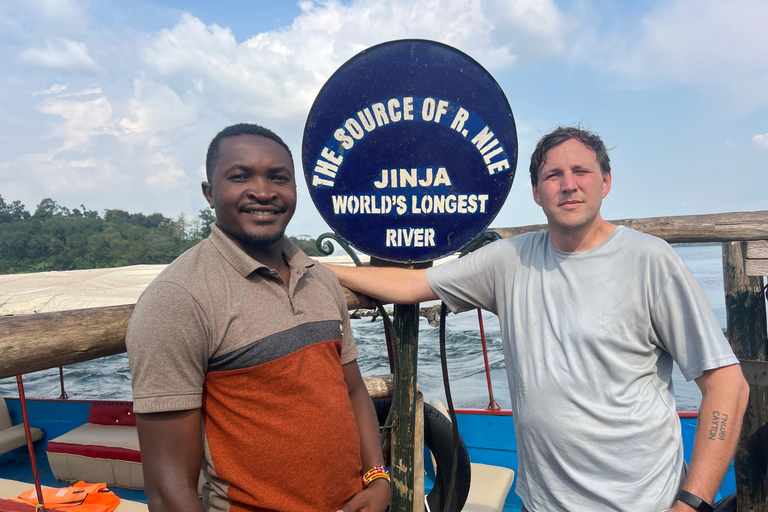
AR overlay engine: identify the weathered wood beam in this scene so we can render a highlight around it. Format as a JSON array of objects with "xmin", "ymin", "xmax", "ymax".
[
  {"xmin": 0, "ymin": 305, "xmax": 134, "ymax": 380},
  {"xmin": 342, "ymin": 288, "xmax": 376, "ymax": 310},
  {"xmin": 746, "ymin": 241, "xmax": 768, "ymax": 276},
  {"xmin": 493, "ymin": 210, "xmax": 768, "ymax": 244},
  {"xmin": 748, "ymin": 241, "xmax": 768, "ymax": 258},
  {"xmin": 364, "ymin": 374, "xmax": 394, "ymax": 399}
]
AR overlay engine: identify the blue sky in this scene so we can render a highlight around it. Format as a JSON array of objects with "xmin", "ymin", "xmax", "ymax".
[{"xmin": 1, "ymin": 0, "xmax": 766, "ymax": 240}]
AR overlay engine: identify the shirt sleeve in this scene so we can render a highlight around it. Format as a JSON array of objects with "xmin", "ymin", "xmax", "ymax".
[
  {"xmin": 339, "ymin": 302, "xmax": 359, "ymax": 365},
  {"xmin": 126, "ymin": 280, "xmax": 210, "ymax": 413},
  {"xmin": 650, "ymin": 262, "xmax": 738, "ymax": 381},
  {"xmin": 427, "ymin": 240, "xmax": 504, "ymax": 315},
  {"xmin": 322, "ymin": 267, "xmax": 359, "ymax": 365}
]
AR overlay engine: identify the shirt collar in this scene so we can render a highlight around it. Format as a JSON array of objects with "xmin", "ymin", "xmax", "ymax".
[{"xmin": 208, "ymin": 223, "xmax": 315, "ymax": 278}]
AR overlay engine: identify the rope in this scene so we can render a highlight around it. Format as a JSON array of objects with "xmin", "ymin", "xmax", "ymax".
[{"xmin": 439, "ymin": 302, "xmax": 460, "ymax": 512}]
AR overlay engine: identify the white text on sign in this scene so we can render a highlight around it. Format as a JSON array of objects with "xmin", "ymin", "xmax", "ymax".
[
  {"xmin": 311, "ymin": 96, "xmax": 511, "ymax": 188},
  {"xmin": 331, "ymin": 194, "xmax": 489, "ymax": 215},
  {"xmin": 386, "ymin": 228, "xmax": 436, "ymax": 247}
]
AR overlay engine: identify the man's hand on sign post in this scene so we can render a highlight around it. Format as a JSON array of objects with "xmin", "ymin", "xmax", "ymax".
[{"xmin": 336, "ymin": 478, "xmax": 391, "ymax": 512}]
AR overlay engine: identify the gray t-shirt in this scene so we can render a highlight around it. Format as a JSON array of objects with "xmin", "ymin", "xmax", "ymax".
[{"xmin": 427, "ymin": 227, "xmax": 737, "ymax": 512}]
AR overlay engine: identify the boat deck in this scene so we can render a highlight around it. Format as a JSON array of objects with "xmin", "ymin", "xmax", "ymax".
[{"xmin": 0, "ymin": 451, "xmax": 147, "ymax": 509}]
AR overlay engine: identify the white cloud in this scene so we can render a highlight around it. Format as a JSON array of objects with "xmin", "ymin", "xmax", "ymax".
[
  {"xmin": 32, "ymin": 84, "xmax": 102, "ymax": 99},
  {"xmin": 58, "ymin": 86, "xmax": 103, "ymax": 98},
  {"xmin": 18, "ymin": 38, "xmax": 98, "ymax": 71},
  {"xmin": 0, "ymin": 151, "xmax": 128, "ymax": 198},
  {"xmin": 119, "ymin": 79, "xmax": 197, "ymax": 135},
  {"xmin": 486, "ymin": 0, "xmax": 571, "ymax": 63},
  {"xmin": 38, "ymin": 96, "xmax": 116, "ymax": 150},
  {"xmin": 26, "ymin": 0, "xmax": 88, "ymax": 31},
  {"xmin": 753, "ymin": 133, "xmax": 768, "ymax": 148},
  {"xmin": 145, "ymin": 152, "xmax": 188, "ymax": 189},
  {"xmin": 586, "ymin": 0, "xmax": 768, "ymax": 107},
  {"xmin": 33, "ymin": 84, "xmax": 69, "ymax": 97},
  {"xmin": 134, "ymin": 1, "xmax": 569, "ymax": 131}
]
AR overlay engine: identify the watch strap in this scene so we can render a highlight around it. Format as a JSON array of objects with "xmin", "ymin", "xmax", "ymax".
[{"xmin": 677, "ymin": 490, "xmax": 714, "ymax": 512}]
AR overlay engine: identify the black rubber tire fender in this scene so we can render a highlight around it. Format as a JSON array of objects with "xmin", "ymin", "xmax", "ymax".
[{"xmin": 373, "ymin": 397, "xmax": 472, "ymax": 512}]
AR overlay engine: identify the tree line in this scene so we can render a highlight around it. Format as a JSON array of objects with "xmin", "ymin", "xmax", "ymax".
[{"xmin": 0, "ymin": 195, "xmax": 321, "ymax": 274}]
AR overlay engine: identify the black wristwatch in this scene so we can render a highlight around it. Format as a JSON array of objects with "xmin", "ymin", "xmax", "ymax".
[{"xmin": 676, "ymin": 490, "xmax": 714, "ymax": 512}]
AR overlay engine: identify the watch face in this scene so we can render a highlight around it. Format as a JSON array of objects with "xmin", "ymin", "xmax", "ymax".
[{"xmin": 303, "ymin": 39, "xmax": 517, "ymax": 263}]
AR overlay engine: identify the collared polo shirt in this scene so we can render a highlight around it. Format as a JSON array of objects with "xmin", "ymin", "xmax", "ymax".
[{"xmin": 127, "ymin": 223, "xmax": 362, "ymax": 511}]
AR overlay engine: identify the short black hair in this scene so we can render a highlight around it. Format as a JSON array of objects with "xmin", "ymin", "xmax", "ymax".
[
  {"xmin": 205, "ymin": 123, "xmax": 293, "ymax": 182},
  {"xmin": 529, "ymin": 126, "xmax": 611, "ymax": 186}
]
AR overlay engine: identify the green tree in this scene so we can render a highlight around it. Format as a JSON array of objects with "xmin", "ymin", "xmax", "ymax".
[
  {"xmin": 0, "ymin": 194, "xmax": 30, "ymax": 222},
  {"xmin": 103, "ymin": 209, "xmax": 132, "ymax": 223},
  {"xmin": 290, "ymin": 235, "xmax": 322, "ymax": 256},
  {"xmin": 33, "ymin": 198, "xmax": 69, "ymax": 219},
  {"xmin": 198, "ymin": 208, "xmax": 216, "ymax": 238}
]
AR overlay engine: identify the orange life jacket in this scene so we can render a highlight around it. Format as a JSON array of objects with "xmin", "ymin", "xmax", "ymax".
[{"xmin": 12, "ymin": 482, "xmax": 119, "ymax": 512}]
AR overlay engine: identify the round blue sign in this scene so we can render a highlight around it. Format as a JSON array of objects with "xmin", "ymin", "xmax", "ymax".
[{"xmin": 303, "ymin": 39, "xmax": 517, "ymax": 263}]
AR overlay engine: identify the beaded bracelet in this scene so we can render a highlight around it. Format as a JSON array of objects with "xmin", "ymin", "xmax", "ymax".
[{"xmin": 362, "ymin": 465, "xmax": 390, "ymax": 488}]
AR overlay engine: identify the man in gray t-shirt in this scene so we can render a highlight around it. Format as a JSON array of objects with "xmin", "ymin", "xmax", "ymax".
[{"xmin": 329, "ymin": 126, "xmax": 749, "ymax": 511}]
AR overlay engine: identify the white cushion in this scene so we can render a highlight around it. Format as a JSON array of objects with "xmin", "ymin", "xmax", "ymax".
[
  {"xmin": 0, "ymin": 396, "xmax": 12, "ymax": 431},
  {"xmin": 462, "ymin": 463, "xmax": 515, "ymax": 512},
  {"xmin": 0, "ymin": 424, "xmax": 44, "ymax": 455},
  {"xmin": 47, "ymin": 423, "xmax": 143, "ymax": 490}
]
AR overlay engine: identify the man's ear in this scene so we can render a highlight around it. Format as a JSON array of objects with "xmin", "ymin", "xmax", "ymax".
[
  {"xmin": 532, "ymin": 184, "xmax": 542, "ymax": 206},
  {"xmin": 601, "ymin": 171, "xmax": 612, "ymax": 199},
  {"xmin": 201, "ymin": 181, "xmax": 215, "ymax": 208}
]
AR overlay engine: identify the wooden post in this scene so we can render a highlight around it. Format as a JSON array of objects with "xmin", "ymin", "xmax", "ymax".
[
  {"xmin": 722, "ymin": 241, "xmax": 768, "ymax": 510},
  {"xmin": 390, "ymin": 302, "xmax": 420, "ymax": 512},
  {"xmin": 413, "ymin": 392, "xmax": 425, "ymax": 512}
]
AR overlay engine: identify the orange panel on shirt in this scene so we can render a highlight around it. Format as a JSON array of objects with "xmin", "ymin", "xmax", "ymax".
[{"xmin": 203, "ymin": 339, "xmax": 363, "ymax": 512}]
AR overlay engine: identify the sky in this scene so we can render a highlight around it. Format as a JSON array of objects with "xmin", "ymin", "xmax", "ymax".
[{"xmin": 1, "ymin": 0, "xmax": 766, "ymax": 242}]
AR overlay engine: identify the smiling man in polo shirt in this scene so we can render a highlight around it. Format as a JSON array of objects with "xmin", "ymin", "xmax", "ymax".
[{"xmin": 126, "ymin": 123, "xmax": 390, "ymax": 512}]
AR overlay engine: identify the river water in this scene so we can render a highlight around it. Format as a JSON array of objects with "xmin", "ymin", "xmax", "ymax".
[{"xmin": 0, "ymin": 244, "xmax": 733, "ymax": 410}]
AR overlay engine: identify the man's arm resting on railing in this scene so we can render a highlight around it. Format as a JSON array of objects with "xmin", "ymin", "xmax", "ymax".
[{"xmin": 325, "ymin": 264, "xmax": 438, "ymax": 304}]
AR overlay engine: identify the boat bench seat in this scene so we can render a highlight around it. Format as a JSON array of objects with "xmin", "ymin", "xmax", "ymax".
[
  {"xmin": 46, "ymin": 401, "xmax": 144, "ymax": 490},
  {"xmin": 0, "ymin": 396, "xmax": 44, "ymax": 456}
]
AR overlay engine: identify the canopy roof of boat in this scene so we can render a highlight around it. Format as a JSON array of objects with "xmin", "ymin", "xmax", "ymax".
[
  {"xmin": 0, "ymin": 265, "xmax": 167, "ymax": 315},
  {"xmin": 0, "ymin": 255, "xmax": 380, "ymax": 316}
]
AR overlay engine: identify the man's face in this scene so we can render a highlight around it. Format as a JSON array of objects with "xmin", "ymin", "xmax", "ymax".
[
  {"xmin": 202, "ymin": 134, "xmax": 296, "ymax": 250},
  {"xmin": 532, "ymin": 138, "xmax": 611, "ymax": 236}
]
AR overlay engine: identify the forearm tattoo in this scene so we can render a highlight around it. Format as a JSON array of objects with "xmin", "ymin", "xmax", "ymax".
[{"xmin": 708, "ymin": 411, "xmax": 728, "ymax": 441}]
